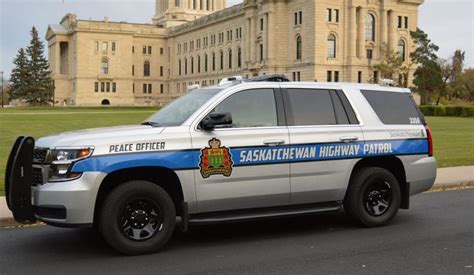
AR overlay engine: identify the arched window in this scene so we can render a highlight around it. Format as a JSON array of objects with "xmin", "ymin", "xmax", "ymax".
[
  {"xmin": 101, "ymin": 99, "xmax": 110, "ymax": 106},
  {"xmin": 228, "ymin": 49, "xmax": 232, "ymax": 69},
  {"xmin": 296, "ymin": 35, "xmax": 302, "ymax": 60},
  {"xmin": 101, "ymin": 58, "xmax": 109, "ymax": 74},
  {"xmin": 398, "ymin": 40, "xmax": 406, "ymax": 62},
  {"xmin": 220, "ymin": 50, "xmax": 224, "ymax": 70},
  {"xmin": 237, "ymin": 47, "xmax": 242, "ymax": 68},
  {"xmin": 198, "ymin": 55, "xmax": 201, "ymax": 73},
  {"xmin": 184, "ymin": 58, "xmax": 188, "ymax": 75},
  {"xmin": 144, "ymin": 61, "xmax": 150, "ymax": 77},
  {"xmin": 178, "ymin": 59, "xmax": 182, "ymax": 75},
  {"xmin": 212, "ymin": 52, "xmax": 216, "ymax": 71},
  {"xmin": 365, "ymin": 14, "xmax": 375, "ymax": 41},
  {"xmin": 327, "ymin": 34, "xmax": 336, "ymax": 58}
]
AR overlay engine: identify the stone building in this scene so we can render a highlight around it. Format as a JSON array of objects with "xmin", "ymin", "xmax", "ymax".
[{"xmin": 46, "ymin": 0, "xmax": 423, "ymax": 106}]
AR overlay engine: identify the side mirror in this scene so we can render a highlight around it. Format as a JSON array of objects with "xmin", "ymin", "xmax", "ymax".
[{"xmin": 200, "ymin": 112, "xmax": 233, "ymax": 131}]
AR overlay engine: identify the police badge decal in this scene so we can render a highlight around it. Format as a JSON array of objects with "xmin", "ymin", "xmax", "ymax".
[{"xmin": 199, "ymin": 138, "xmax": 233, "ymax": 178}]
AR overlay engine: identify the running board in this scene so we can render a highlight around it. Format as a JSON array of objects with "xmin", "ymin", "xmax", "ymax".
[{"xmin": 188, "ymin": 202, "xmax": 342, "ymax": 225}]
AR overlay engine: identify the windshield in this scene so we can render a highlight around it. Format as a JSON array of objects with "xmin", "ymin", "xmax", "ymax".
[{"xmin": 143, "ymin": 88, "xmax": 222, "ymax": 127}]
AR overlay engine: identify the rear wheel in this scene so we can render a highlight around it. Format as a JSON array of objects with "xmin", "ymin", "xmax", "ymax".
[
  {"xmin": 99, "ymin": 180, "xmax": 176, "ymax": 255},
  {"xmin": 344, "ymin": 167, "xmax": 401, "ymax": 227}
]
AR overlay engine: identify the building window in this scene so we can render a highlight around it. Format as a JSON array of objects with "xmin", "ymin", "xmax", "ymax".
[
  {"xmin": 143, "ymin": 46, "xmax": 147, "ymax": 54},
  {"xmin": 367, "ymin": 49, "xmax": 373, "ymax": 60},
  {"xmin": 373, "ymin": 71, "xmax": 379, "ymax": 83},
  {"xmin": 106, "ymin": 82, "xmax": 110, "ymax": 92},
  {"xmin": 237, "ymin": 48, "xmax": 242, "ymax": 68},
  {"xmin": 132, "ymin": 46, "xmax": 134, "ymax": 53},
  {"xmin": 101, "ymin": 58, "xmax": 109, "ymax": 74},
  {"xmin": 358, "ymin": 71, "xmax": 362, "ymax": 83},
  {"xmin": 365, "ymin": 14, "xmax": 375, "ymax": 41},
  {"xmin": 160, "ymin": 84, "xmax": 164, "ymax": 94},
  {"xmin": 185, "ymin": 58, "xmax": 188, "ymax": 74},
  {"xmin": 326, "ymin": 8, "xmax": 332, "ymax": 22},
  {"xmin": 191, "ymin": 57, "xmax": 194, "ymax": 74},
  {"xmin": 198, "ymin": 55, "xmax": 201, "ymax": 73},
  {"xmin": 160, "ymin": 66, "xmax": 164, "ymax": 76},
  {"xmin": 143, "ymin": 83, "xmax": 147, "ymax": 94},
  {"xmin": 102, "ymin": 42, "xmax": 108, "ymax": 51},
  {"xmin": 220, "ymin": 50, "xmax": 224, "ymax": 70},
  {"xmin": 132, "ymin": 65, "xmax": 135, "ymax": 76},
  {"xmin": 327, "ymin": 71, "xmax": 332, "ymax": 82},
  {"xmin": 101, "ymin": 82, "xmax": 105, "ymax": 92},
  {"xmin": 398, "ymin": 16, "xmax": 403, "ymax": 28},
  {"xmin": 260, "ymin": 18, "xmax": 264, "ymax": 31},
  {"xmin": 299, "ymin": 11, "xmax": 302, "ymax": 24},
  {"xmin": 334, "ymin": 71, "xmax": 339, "ymax": 82},
  {"xmin": 148, "ymin": 46, "xmax": 152, "ymax": 55},
  {"xmin": 175, "ymin": 0, "xmax": 180, "ymax": 7},
  {"xmin": 297, "ymin": 71, "xmax": 301, "ymax": 81},
  {"xmin": 111, "ymin": 42, "xmax": 116, "ymax": 52},
  {"xmin": 160, "ymin": 47, "xmax": 164, "ymax": 55},
  {"xmin": 294, "ymin": 12, "xmax": 298, "ymax": 25},
  {"xmin": 112, "ymin": 82, "xmax": 116, "ymax": 93},
  {"xmin": 398, "ymin": 40, "xmax": 406, "ymax": 62},
  {"xmin": 144, "ymin": 61, "xmax": 150, "ymax": 77},
  {"xmin": 335, "ymin": 9, "xmax": 339, "ymax": 22},
  {"xmin": 205, "ymin": 54, "xmax": 208, "ymax": 72},
  {"xmin": 178, "ymin": 59, "xmax": 182, "ymax": 75},
  {"xmin": 296, "ymin": 35, "xmax": 302, "ymax": 60},
  {"xmin": 228, "ymin": 49, "xmax": 232, "ymax": 69},
  {"xmin": 94, "ymin": 82, "xmax": 99, "ymax": 92},
  {"xmin": 260, "ymin": 44, "xmax": 264, "ymax": 61},
  {"xmin": 95, "ymin": 41, "xmax": 99, "ymax": 51},
  {"xmin": 148, "ymin": 84, "xmax": 152, "ymax": 94},
  {"xmin": 404, "ymin": 16, "xmax": 408, "ymax": 29},
  {"xmin": 212, "ymin": 52, "xmax": 216, "ymax": 71},
  {"xmin": 327, "ymin": 34, "xmax": 336, "ymax": 58}
]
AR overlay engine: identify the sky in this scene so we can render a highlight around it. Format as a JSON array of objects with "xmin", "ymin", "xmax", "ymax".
[{"xmin": 0, "ymin": 0, "xmax": 473, "ymax": 80}]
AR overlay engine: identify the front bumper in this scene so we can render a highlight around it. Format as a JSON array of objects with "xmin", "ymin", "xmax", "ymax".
[{"xmin": 32, "ymin": 172, "xmax": 106, "ymax": 225}]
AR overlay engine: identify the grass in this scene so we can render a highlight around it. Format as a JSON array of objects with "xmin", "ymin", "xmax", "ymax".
[{"xmin": 0, "ymin": 108, "xmax": 473, "ymax": 196}]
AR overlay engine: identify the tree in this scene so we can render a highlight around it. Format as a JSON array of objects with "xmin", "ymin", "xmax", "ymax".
[
  {"xmin": 450, "ymin": 50, "xmax": 465, "ymax": 83},
  {"xmin": 454, "ymin": 69, "xmax": 474, "ymax": 101},
  {"xmin": 9, "ymin": 48, "xmax": 31, "ymax": 101},
  {"xmin": 410, "ymin": 28, "xmax": 443, "ymax": 105},
  {"xmin": 25, "ymin": 26, "xmax": 53, "ymax": 105},
  {"xmin": 374, "ymin": 43, "xmax": 411, "ymax": 87}
]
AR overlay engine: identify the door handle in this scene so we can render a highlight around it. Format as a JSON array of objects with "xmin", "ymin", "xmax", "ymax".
[
  {"xmin": 263, "ymin": 139, "xmax": 285, "ymax": 146},
  {"xmin": 340, "ymin": 136, "xmax": 359, "ymax": 143}
]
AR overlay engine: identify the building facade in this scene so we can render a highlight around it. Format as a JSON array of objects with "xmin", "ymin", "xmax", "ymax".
[{"xmin": 46, "ymin": 0, "xmax": 423, "ymax": 106}]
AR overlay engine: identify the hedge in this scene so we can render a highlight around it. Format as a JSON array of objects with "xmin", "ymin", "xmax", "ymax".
[{"xmin": 419, "ymin": 105, "xmax": 474, "ymax": 117}]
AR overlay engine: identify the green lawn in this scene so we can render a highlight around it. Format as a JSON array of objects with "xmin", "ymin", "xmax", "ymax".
[{"xmin": 0, "ymin": 108, "xmax": 473, "ymax": 195}]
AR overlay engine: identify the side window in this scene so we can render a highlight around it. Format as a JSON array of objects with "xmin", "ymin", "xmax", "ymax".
[
  {"xmin": 286, "ymin": 89, "xmax": 336, "ymax": 126},
  {"xmin": 361, "ymin": 90, "xmax": 424, "ymax": 125},
  {"xmin": 211, "ymin": 89, "xmax": 278, "ymax": 128}
]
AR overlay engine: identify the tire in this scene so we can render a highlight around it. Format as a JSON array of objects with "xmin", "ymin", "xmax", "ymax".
[
  {"xmin": 344, "ymin": 167, "xmax": 401, "ymax": 227},
  {"xmin": 98, "ymin": 180, "xmax": 176, "ymax": 255}
]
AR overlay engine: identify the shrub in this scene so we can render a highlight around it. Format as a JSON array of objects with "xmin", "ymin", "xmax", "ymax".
[{"xmin": 419, "ymin": 106, "xmax": 474, "ymax": 117}]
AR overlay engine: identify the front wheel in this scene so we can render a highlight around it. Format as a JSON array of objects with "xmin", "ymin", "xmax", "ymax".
[
  {"xmin": 344, "ymin": 167, "xmax": 401, "ymax": 227},
  {"xmin": 99, "ymin": 180, "xmax": 176, "ymax": 255}
]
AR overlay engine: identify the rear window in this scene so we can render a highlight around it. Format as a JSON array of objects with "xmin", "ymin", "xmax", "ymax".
[{"xmin": 361, "ymin": 90, "xmax": 424, "ymax": 125}]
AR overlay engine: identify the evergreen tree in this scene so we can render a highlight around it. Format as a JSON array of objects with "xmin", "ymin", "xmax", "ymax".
[
  {"xmin": 25, "ymin": 26, "xmax": 53, "ymax": 105},
  {"xmin": 9, "ymin": 48, "xmax": 30, "ymax": 101},
  {"xmin": 410, "ymin": 28, "xmax": 443, "ymax": 105}
]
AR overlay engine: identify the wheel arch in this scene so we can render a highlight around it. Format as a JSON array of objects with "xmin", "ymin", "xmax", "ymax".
[
  {"xmin": 93, "ymin": 166, "xmax": 186, "ymax": 226},
  {"xmin": 346, "ymin": 156, "xmax": 410, "ymax": 209}
]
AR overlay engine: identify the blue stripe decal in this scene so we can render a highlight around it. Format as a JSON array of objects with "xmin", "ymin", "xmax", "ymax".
[{"xmin": 71, "ymin": 139, "xmax": 428, "ymax": 173}]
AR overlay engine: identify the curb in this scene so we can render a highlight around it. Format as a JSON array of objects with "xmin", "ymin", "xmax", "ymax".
[{"xmin": 1, "ymin": 182, "xmax": 473, "ymax": 229}]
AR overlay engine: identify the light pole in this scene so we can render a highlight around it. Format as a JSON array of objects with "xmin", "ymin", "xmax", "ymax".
[{"xmin": 1, "ymin": 71, "xmax": 4, "ymax": 108}]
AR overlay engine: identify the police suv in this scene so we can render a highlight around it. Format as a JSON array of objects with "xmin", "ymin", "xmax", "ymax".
[{"xmin": 6, "ymin": 75, "xmax": 437, "ymax": 255}]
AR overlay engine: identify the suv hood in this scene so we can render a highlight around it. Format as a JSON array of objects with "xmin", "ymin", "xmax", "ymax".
[{"xmin": 35, "ymin": 125, "xmax": 165, "ymax": 148}]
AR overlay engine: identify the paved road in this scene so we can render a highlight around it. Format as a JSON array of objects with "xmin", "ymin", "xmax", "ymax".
[{"xmin": 0, "ymin": 189, "xmax": 473, "ymax": 275}]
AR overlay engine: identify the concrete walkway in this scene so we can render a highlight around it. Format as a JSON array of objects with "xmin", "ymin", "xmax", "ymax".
[{"xmin": 1, "ymin": 166, "xmax": 473, "ymax": 224}]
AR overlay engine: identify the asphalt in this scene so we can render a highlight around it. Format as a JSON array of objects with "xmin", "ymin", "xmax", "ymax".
[{"xmin": 0, "ymin": 189, "xmax": 473, "ymax": 275}]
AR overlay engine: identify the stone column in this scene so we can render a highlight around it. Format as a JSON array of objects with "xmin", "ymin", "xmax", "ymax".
[
  {"xmin": 55, "ymin": 43, "xmax": 61, "ymax": 75},
  {"xmin": 388, "ymin": 10, "xmax": 396, "ymax": 51},
  {"xmin": 246, "ymin": 18, "xmax": 251, "ymax": 63},
  {"xmin": 357, "ymin": 7, "xmax": 366, "ymax": 59},
  {"xmin": 267, "ymin": 12, "xmax": 275, "ymax": 64},
  {"xmin": 203, "ymin": 0, "xmax": 207, "ymax": 11},
  {"xmin": 250, "ymin": 17, "xmax": 256, "ymax": 62},
  {"xmin": 349, "ymin": 6, "xmax": 357, "ymax": 58},
  {"xmin": 380, "ymin": 9, "xmax": 388, "ymax": 46}
]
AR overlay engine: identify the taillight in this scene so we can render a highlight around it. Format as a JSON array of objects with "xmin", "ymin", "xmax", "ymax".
[{"xmin": 426, "ymin": 127, "xmax": 433, "ymax": 157}]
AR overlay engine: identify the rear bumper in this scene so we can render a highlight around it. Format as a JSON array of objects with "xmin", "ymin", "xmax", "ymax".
[
  {"xmin": 404, "ymin": 156, "xmax": 437, "ymax": 195},
  {"xmin": 32, "ymin": 172, "xmax": 106, "ymax": 226}
]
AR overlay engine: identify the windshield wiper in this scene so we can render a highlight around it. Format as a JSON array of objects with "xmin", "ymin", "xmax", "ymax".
[{"xmin": 141, "ymin": 121, "xmax": 161, "ymax": 127}]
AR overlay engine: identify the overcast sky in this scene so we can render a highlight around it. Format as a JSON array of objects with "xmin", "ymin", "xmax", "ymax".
[{"xmin": 0, "ymin": 0, "xmax": 472, "ymax": 80}]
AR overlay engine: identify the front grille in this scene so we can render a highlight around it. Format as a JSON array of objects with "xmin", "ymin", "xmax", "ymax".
[
  {"xmin": 32, "ymin": 167, "xmax": 44, "ymax": 186},
  {"xmin": 33, "ymin": 148, "xmax": 48, "ymax": 164}
]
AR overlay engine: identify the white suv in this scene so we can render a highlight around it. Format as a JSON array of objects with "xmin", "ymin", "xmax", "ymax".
[{"xmin": 6, "ymin": 75, "xmax": 437, "ymax": 255}]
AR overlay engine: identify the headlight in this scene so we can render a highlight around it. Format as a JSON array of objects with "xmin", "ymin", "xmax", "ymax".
[{"xmin": 47, "ymin": 147, "xmax": 94, "ymax": 181}]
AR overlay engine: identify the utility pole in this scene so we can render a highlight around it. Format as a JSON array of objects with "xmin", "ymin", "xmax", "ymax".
[{"xmin": 1, "ymin": 71, "xmax": 4, "ymax": 108}]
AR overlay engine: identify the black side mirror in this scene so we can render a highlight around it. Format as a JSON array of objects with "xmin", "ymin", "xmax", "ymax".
[{"xmin": 200, "ymin": 112, "xmax": 233, "ymax": 131}]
